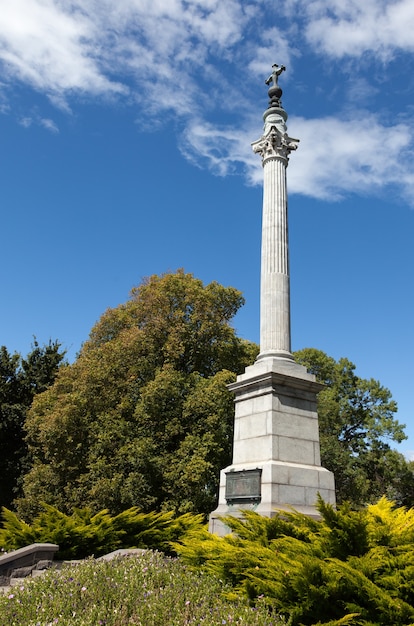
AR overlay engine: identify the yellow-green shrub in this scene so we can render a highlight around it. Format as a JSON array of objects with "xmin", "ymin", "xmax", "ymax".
[
  {"xmin": 0, "ymin": 504, "xmax": 204, "ymax": 559},
  {"xmin": 175, "ymin": 497, "xmax": 414, "ymax": 626}
]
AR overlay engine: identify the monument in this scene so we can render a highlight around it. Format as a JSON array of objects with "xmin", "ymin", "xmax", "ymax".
[{"xmin": 209, "ymin": 65, "xmax": 336, "ymax": 535}]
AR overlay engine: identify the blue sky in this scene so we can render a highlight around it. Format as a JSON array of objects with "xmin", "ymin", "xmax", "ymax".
[{"xmin": 1, "ymin": 0, "xmax": 413, "ymax": 458}]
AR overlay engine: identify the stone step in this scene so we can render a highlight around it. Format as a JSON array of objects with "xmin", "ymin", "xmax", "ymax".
[
  {"xmin": 0, "ymin": 544, "xmax": 147, "ymax": 590},
  {"xmin": 0, "ymin": 544, "xmax": 59, "ymax": 589}
]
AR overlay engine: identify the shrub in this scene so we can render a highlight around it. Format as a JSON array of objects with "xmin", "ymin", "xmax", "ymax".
[
  {"xmin": 175, "ymin": 497, "xmax": 414, "ymax": 626},
  {"xmin": 0, "ymin": 505, "xmax": 204, "ymax": 559}
]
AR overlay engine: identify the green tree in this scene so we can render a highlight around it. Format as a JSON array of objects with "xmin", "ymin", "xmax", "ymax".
[
  {"xmin": 20, "ymin": 339, "xmax": 66, "ymax": 398},
  {"xmin": 19, "ymin": 271, "xmax": 258, "ymax": 519},
  {"xmin": 294, "ymin": 348, "xmax": 412, "ymax": 506},
  {"xmin": 0, "ymin": 340, "xmax": 65, "ymax": 510},
  {"xmin": 19, "ymin": 279, "xmax": 410, "ymax": 518},
  {"xmin": 0, "ymin": 347, "xmax": 23, "ymax": 510}
]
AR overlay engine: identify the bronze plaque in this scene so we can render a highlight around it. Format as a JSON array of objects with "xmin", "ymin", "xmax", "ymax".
[{"xmin": 225, "ymin": 469, "xmax": 262, "ymax": 504}]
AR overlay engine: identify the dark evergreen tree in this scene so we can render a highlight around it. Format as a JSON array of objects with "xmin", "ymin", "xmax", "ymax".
[{"xmin": 0, "ymin": 340, "xmax": 65, "ymax": 510}]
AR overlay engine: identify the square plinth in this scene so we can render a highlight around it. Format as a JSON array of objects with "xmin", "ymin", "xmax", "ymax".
[{"xmin": 209, "ymin": 359, "xmax": 336, "ymax": 535}]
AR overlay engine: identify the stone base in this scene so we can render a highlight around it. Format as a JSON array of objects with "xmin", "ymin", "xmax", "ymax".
[
  {"xmin": 209, "ymin": 459, "xmax": 335, "ymax": 535},
  {"xmin": 208, "ymin": 358, "xmax": 336, "ymax": 536}
]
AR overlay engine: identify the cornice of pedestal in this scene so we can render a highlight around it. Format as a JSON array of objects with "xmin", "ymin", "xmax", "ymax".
[
  {"xmin": 227, "ymin": 366, "xmax": 324, "ymax": 402},
  {"xmin": 229, "ymin": 357, "xmax": 325, "ymax": 396}
]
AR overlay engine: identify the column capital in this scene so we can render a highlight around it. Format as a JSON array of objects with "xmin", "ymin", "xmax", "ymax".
[{"xmin": 252, "ymin": 126, "xmax": 299, "ymax": 166}]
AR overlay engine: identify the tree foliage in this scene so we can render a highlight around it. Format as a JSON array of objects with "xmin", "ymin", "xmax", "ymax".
[
  {"xmin": 19, "ymin": 271, "xmax": 258, "ymax": 519},
  {"xmin": 175, "ymin": 497, "xmax": 414, "ymax": 625},
  {"xmin": 0, "ymin": 339, "xmax": 65, "ymax": 510},
  {"xmin": 16, "ymin": 275, "xmax": 412, "ymax": 518},
  {"xmin": 294, "ymin": 348, "xmax": 413, "ymax": 506}
]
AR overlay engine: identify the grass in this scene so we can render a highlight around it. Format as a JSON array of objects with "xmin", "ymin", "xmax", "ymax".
[{"xmin": 0, "ymin": 550, "xmax": 284, "ymax": 625}]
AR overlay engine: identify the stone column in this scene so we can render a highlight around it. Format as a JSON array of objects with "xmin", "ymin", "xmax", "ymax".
[
  {"xmin": 260, "ymin": 146, "xmax": 291, "ymax": 358},
  {"xmin": 252, "ymin": 106, "xmax": 299, "ymax": 362},
  {"xmin": 208, "ymin": 65, "xmax": 336, "ymax": 536}
]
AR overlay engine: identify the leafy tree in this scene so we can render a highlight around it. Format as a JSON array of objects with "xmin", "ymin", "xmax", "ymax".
[
  {"xmin": 0, "ymin": 340, "xmax": 65, "ymax": 510},
  {"xmin": 19, "ymin": 271, "xmax": 258, "ymax": 519},
  {"xmin": 20, "ymin": 339, "xmax": 66, "ymax": 398},
  {"xmin": 18, "ymin": 277, "xmax": 411, "ymax": 518},
  {"xmin": 294, "ymin": 348, "xmax": 413, "ymax": 506}
]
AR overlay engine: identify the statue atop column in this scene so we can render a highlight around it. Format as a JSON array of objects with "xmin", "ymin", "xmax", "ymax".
[
  {"xmin": 252, "ymin": 64, "xmax": 299, "ymax": 161},
  {"xmin": 265, "ymin": 63, "xmax": 286, "ymax": 109},
  {"xmin": 265, "ymin": 63, "xmax": 286, "ymax": 87}
]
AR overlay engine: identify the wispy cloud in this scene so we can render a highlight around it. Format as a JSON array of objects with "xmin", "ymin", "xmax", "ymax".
[
  {"xmin": 19, "ymin": 116, "xmax": 32, "ymax": 128},
  {"xmin": 180, "ymin": 120, "xmax": 259, "ymax": 180},
  {"xmin": 247, "ymin": 27, "xmax": 296, "ymax": 77},
  {"xmin": 2, "ymin": 1, "xmax": 413, "ymax": 108},
  {"xmin": 288, "ymin": 114, "xmax": 414, "ymax": 202},
  {"xmin": 0, "ymin": 0, "xmax": 256, "ymax": 113},
  {"xmin": 181, "ymin": 113, "xmax": 414, "ymax": 205},
  {"xmin": 18, "ymin": 113, "xmax": 59, "ymax": 133},
  {"xmin": 0, "ymin": 0, "xmax": 125, "ymax": 96},
  {"xmin": 301, "ymin": 0, "xmax": 414, "ymax": 59},
  {"xmin": 1, "ymin": 0, "xmax": 414, "ymax": 203},
  {"xmin": 40, "ymin": 118, "xmax": 59, "ymax": 133}
]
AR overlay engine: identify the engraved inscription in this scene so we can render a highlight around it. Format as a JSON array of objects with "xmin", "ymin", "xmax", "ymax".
[{"xmin": 225, "ymin": 469, "xmax": 262, "ymax": 504}]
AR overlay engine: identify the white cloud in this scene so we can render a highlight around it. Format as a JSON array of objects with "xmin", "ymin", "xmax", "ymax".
[
  {"xmin": 0, "ymin": 0, "xmax": 125, "ymax": 96},
  {"xmin": 19, "ymin": 116, "xmax": 32, "ymax": 128},
  {"xmin": 0, "ymin": 0, "xmax": 256, "ymax": 116},
  {"xmin": 1, "ymin": 0, "xmax": 410, "ymax": 117},
  {"xmin": 345, "ymin": 78, "xmax": 379, "ymax": 106},
  {"xmin": 18, "ymin": 113, "xmax": 59, "ymax": 133},
  {"xmin": 1, "ymin": 0, "xmax": 413, "ymax": 111},
  {"xmin": 288, "ymin": 114, "xmax": 414, "ymax": 201},
  {"xmin": 301, "ymin": 0, "xmax": 414, "ymax": 59},
  {"xmin": 40, "ymin": 118, "xmax": 59, "ymax": 133},
  {"xmin": 2, "ymin": 0, "xmax": 414, "ymax": 205},
  {"xmin": 180, "ymin": 119, "xmax": 259, "ymax": 179},
  {"xmin": 247, "ymin": 27, "xmax": 296, "ymax": 77},
  {"xmin": 181, "ymin": 112, "xmax": 414, "ymax": 205}
]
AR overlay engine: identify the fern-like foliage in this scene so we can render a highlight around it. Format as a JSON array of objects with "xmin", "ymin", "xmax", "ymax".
[
  {"xmin": 175, "ymin": 498, "xmax": 414, "ymax": 626},
  {"xmin": 0, "ymin": 508, "xmax": 36, "ymax": 548},
  {"xmin": 366, "ymin": 496, "xmax": 414, "ymax": 546},
  {"xmin": 0, "ymin": 505, "xmax": 204, "ymax": 559}
]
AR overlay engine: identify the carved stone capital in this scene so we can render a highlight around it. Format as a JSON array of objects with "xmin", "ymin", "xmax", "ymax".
[{"xmin": 252, "ymin": 126, "xmax": 299, "ymax": 165}]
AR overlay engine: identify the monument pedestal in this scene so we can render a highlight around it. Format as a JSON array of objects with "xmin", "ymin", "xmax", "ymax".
[{"xmin": 209, "ymin": 358, "xmax": 336, "ymax": 535}]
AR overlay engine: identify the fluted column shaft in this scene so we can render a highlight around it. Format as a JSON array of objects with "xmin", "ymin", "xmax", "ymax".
[
  {"xmin": 259, "ymin": 153, "xmax": 291, "ymax": 359},
  {"xmin": 252, "ymin": 104, "xmax": 298, "ymax": 362}
]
